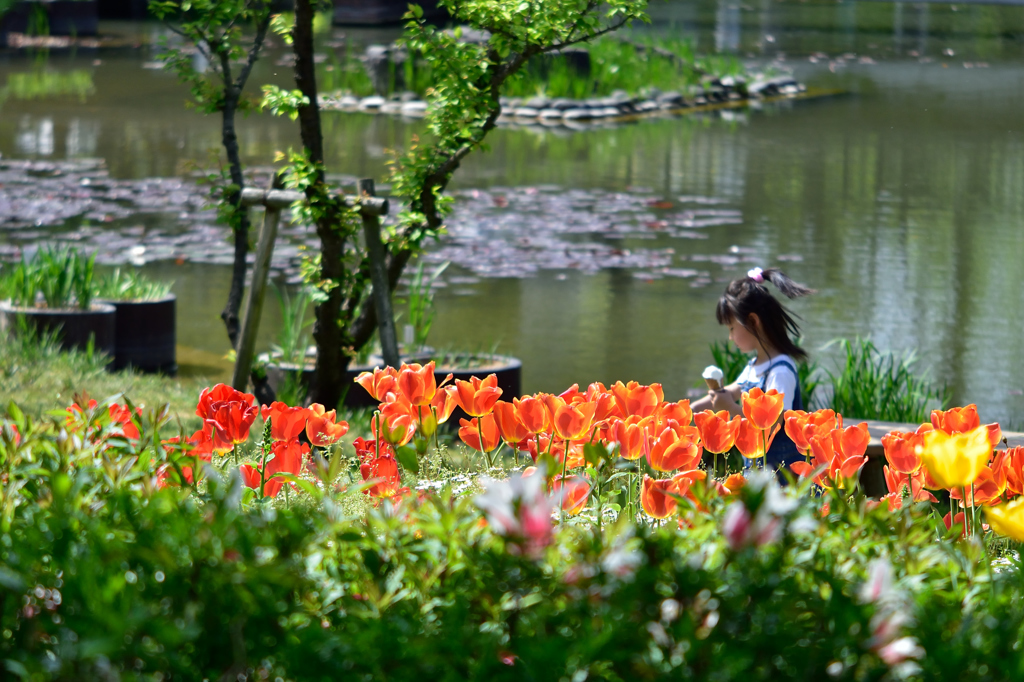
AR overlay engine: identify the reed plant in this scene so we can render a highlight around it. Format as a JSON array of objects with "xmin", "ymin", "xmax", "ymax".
[
  {"xmin": 95, "ymin": 268, "xmax": 174, "ymax": 301},
  {"xmin": 822, "ymin": 338, "xmax": 949, "ymax": 423},
  {"xmin": 2, "ymin": 246, "xmax": 98, "ymax": 310}
]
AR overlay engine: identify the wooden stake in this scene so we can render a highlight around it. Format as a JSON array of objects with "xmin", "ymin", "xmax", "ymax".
[
  {"xmin": 232, "ymin": 174, "xmax": 284, "ymax": 391},
  {"xmin": 358, "ymin": 178, "xmax": 400, "ymax": 369}
]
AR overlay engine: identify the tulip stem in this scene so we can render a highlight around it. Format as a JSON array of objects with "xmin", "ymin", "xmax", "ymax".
[
  {"xmin": 478, "ymin": 419, "xmax": 493, "ymax": 469},
  {"xmin": 559, "ymin": 439, "xmax": 570, "ymax": 525}
]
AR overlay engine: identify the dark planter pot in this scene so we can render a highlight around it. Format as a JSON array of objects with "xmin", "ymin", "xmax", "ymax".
[
  {"xmin": 99, "ymin": 295, "xmax": 177, "ymax": 375},
  {"xmin": 332, "ymin": 0, "xmax": 445, "ymax": 25},
  {"xmin": 263, "ymin": 353, "xmax": 522, "ymax": 415},
  {"xmin": 0, "ymin": 301, "xmax": 115, "ymax": 359},
  {"xmin": 0, "ymin": 1, "xmax": 99, "ymax": 47}
]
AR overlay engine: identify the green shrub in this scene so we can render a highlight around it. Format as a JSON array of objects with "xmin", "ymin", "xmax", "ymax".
[
  {"xmin": 1, "ymin": 398, "xmax": 1021, "ymax": 681},
  {"xmin": 823, "ymin": 338, "xmax": 949, "ymax": 422}
]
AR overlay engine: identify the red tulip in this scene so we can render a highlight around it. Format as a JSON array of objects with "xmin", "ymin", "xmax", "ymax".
[
  {"xmin": 206, "ymin": 401, "xmax": 258, "ymax": 451},
  {"xmin": 694, "ymin": 409, "xmax": 741, "ymax": 454},
  {"xmin": 196, "ymin": 383, "xmax": 255, "ymax": 420},
  {"xmin": 360, "ymin": 450, "xmax": 402, "ymax": 498},
  {"xmin": 108, "ymin": 403, "xmax": 141, "ymax": 440},
  {"xmin": 453, "ymin": 374, "xmax": 502, "ymax": 417},
  {"xmin": 261, "ymin": 402, "xmax": 310, "ymax": 442},
  {"xmin": 239, "ymin": 439, "xmax": 308, "ymax": 498}
]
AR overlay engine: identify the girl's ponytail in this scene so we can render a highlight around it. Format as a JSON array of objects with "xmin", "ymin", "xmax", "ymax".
[
  {"xmin": 716, "ymin": 267, "xmax": 814, "ymax": 361},
  {"xmin": 762, "ymin": 268, "xmax": 815, "ymax": 300}
]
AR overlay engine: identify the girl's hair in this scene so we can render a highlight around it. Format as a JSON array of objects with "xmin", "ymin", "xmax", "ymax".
[{"xmin": 715, "ymin": 268, "xmax": 815, "ymax": 361}]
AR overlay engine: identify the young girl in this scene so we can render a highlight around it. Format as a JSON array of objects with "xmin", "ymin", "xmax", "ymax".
[{"xmin": 691, "ymin": 267, "xmax": 815, "ymax": 471}]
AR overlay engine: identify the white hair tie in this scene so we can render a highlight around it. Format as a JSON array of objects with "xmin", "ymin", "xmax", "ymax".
[{"xmin": 747, "ymin": 267, "xmax": 764, "ymax": 283}]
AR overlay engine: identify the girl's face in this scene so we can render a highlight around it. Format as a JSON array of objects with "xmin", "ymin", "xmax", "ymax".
[{"xmin": 727, "ymin": 317, "xmax": 762, "ymax": 354}]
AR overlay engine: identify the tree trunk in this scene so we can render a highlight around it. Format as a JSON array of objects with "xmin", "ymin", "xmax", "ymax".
[
  {"xmin": 292, "ymin": 0, "xmax": 347, "ymax": 410},
  {"xmin": 219, "ymin": 92, "xmax": 250, "ymax": 349}
]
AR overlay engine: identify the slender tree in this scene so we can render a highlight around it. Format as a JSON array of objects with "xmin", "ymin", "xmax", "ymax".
[
  {"xmin": 150, "ymin": 0, "xmax": 274, "ymax": 347},
  {"xmin": 265, "ymin": 0, "xmax": 649, "ymax": 409}
]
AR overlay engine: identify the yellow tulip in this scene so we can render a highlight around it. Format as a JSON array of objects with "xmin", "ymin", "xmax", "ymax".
[
  {"xmin": 917, "ymin": 427, "xmax": 991, "ymax": 490},
  {"xmin": 985, "ymin": 498, "xmax": 1024, "ymax": 542}
]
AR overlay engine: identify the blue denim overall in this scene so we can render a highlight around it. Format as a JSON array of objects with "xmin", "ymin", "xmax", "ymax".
[{"xmin": 737, "ymin": 358, "xmax": 803, "ymax": 473}]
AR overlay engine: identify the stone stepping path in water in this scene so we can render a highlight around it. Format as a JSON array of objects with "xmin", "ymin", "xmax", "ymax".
[
  {"xmin": 0, "ymin": 159, "xmax": 801, "ymax": 287},
  {"xmin": 320, "ymin": 76, "xmax": 809, "ymax": 131}
]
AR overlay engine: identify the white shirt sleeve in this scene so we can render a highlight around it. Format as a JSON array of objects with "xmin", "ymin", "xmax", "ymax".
[{"xmin": 763, "ymin": 364, "xmax": 798, "ymax": 411}]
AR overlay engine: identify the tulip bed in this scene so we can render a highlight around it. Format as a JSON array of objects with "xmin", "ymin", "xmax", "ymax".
[{"xmin": 2, "ymin": 364, "xmax": 1024, "ymax": 681}]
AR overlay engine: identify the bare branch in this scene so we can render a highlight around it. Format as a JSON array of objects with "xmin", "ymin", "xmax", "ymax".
[
  {"xmin": 234, "ymin": 10, "xmax": 272, "ymax": 91},
  {"xmin": 546, "ymin": 15, "xmax": 635, "ymax": 52}
]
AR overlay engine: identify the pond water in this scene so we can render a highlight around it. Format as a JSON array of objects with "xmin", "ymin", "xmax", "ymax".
[{"xmin": 2, "ymin": 2, "xmax": 1024, "ymax": 424}]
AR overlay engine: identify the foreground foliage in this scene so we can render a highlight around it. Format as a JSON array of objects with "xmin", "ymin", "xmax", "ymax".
[{"xmin": 2, "ymin": 373, "xmax": 1024, "ymax": 680}]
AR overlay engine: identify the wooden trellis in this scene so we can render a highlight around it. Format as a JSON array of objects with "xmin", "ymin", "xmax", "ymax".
[{"xmin": 231, "ymin": 178, "xmax": 395, "ymax": 392}]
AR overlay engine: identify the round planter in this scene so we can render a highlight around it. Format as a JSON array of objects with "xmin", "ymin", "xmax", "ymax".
[
  {"xmin": 0, "ymin": 301, "xmax": 116, "ymax": 359},
  {"xmin": 262, "ymin": 352, "xmax": 522, "ymax": 413},
  {"xmin": 99, "ymin": 295, "xmax": 177, "ymax": 375}
]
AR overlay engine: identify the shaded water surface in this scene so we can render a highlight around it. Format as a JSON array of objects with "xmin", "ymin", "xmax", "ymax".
[{"xmin": 2, "ymin": 2, "xmax": 1024, "ymax": 423}]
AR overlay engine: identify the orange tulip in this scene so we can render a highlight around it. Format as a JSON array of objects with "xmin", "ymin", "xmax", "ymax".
[
  {"xmin": 553, "ymin": 400, "xmax": 598, "ymax": 441},
  {"xmin": 883, "ymin": 465, "xmax": 937, "ymax": 504},
  {"xmin": 694, "ymin": 410, "xmax": 741, "ymax": 454},
  {"xmin": 931, "ymin": 404, "xmax": 981, "ymax": 434},
  {"xmin": 552, "ymin": 475, "xmax": 591, "ymax": 516},
  {"xmin": 493, "ymin": 400, "xmax": 531, "ymax": 447},
  {"xmin": 396, "ymin": 361, "xmax": 440, "ymax": 406},
  {"xmin": 514, "ymin": 396, "xmax": 551, "ymax": 434},
  {"xmin": 1004, "ymin": 446, "xmax": 1024, "ymax": 497},
  {"xmin": 453, "ymin": 374, "xmax": 503, "ymax": 417},
  {"xmin": 832, "ymin": 422, "xmax": 870, "ymax": 463},
  {"xmin": 611, "ymin": 415, "xmax": 647, "ymax": 461},
  {"xmin": 784, "ymin": 409, "xmax": 839, "ymax": 454},
  {"xmin": 586, "ymin": 384, "xmax": 622, "ymax": 423},
  {"xmin": 881, "ymin": 428, "xmax": 927, "ymax": 475},
  {"xmin": 646, "ymin": 425, "xmax": 703, "ymax": 472},
  {"xmin": 426, "ymin": 386, "xmax": 459, "ymax": 430},
  {"xmin": 458, "ymin": 414, "xmax": 501, "ymax": 453},
  {"xmin": 742, "ymin": 387, "xmax": 785, "ymax": 430},
  {"xmin": 641, "ymin": 475, "xmax": 679, "ymax": 519},
  {"xmin": 723, "ymin": 472, "xmax": 747, "ymax": 496},
  {"xmin": 306, "ymin": 403, "xmax": 349, "ymax": 446},
  {"xmin": 261, "ymin": 402, "xmax": 310, "ymax": 442},
  {"xmin": 672, "ymin": 469, "xmax": 709, "ymax": 510},
  {"xmin": 610, "ymin": 380, "xmax": 664, "ymax": 418},
  {"xmin": 734, "ymin": 418, "xmax": 779, "ymax": 460},
  {"xmin": 374, "ymin": 399, "xmax": 416, "ymax": 447},
  {"xmin": 659, "ymin": 400, "xmax": 693, "ymax": 429},
  {"xmin": 354, "ymin": 366, "xmax": 399, "ymax": 402}
]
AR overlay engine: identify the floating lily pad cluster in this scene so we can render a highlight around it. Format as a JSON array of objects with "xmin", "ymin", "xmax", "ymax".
[{"xmin": 0, "ymin": 159, "xmax": 798, "ymax": 289}]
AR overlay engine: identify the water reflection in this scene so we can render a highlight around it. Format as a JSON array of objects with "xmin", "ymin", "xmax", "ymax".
[{"xmin": 1, "ymin": 1, "xmax": 1024, "ymax": 423}]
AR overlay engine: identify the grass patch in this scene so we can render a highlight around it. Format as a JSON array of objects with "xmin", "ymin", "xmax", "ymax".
[{"xmin": 0, "ymin": 325, "xmax": 211, "ymax": 428}]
